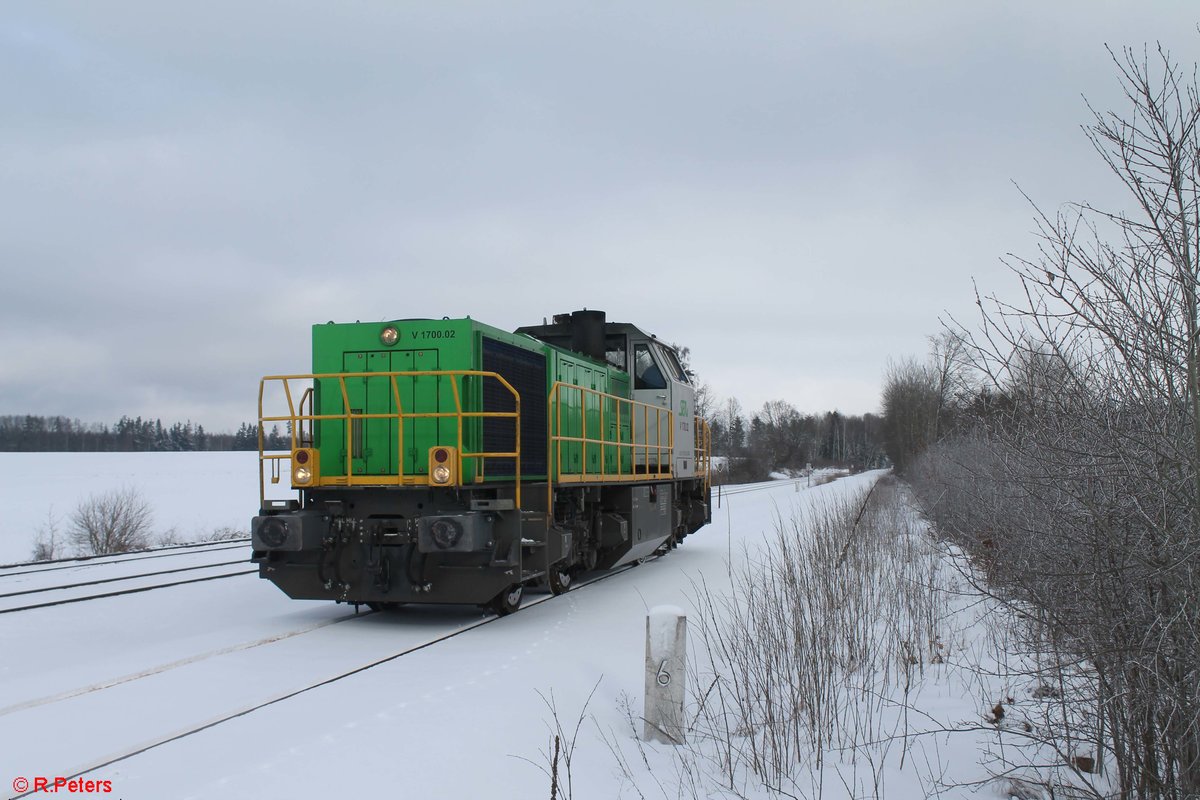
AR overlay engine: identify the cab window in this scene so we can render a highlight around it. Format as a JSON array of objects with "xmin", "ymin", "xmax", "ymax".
[{"xmin": 634, "ymin": 343, "xmax": 667, "ymax": 390}]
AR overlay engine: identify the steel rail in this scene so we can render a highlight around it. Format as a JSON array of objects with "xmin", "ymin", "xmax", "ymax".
[
  {"xmin": 0, "ymin": 540, "xmax": 249, "ymax": 577},
  {"xmin": 717, "ymin": 477, "xmax": 836, "ymax": 496},
  {"xmin": 0, "ymin": 559, "xmax": 250, "ymax": 600},
  {"xmin": 8, "ymin": 558, "xmax": 652, "ymax": 798},
  {"xmin": 0, "ymin": 569, "xmax": 258, "ymax": 615}
]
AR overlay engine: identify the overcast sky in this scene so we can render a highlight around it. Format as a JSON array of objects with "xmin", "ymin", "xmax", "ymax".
[{"xmin": 2, "ymin": 2, "xmax": 1197, "ymax": 431}]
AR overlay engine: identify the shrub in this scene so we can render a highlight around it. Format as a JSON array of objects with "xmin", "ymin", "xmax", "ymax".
[
  {"xmin": 30, "ymin": 509, "xmax": 64, "ymax": 561},
  {"xmin": 70, "ymin": 487, "xmax": 154, "ymax": 555}
]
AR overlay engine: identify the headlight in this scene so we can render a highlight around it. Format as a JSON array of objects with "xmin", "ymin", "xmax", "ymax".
[
  {"xmin": 427, "ymin": 447, "xmax": 456, "ymax": 485},
  {"xmin": 380, "ymin": 326, "xmax": 399, "ymax": 346},
  {"xmin": 291, "ymin": 449, "xmax": 316, "ymax": 485}
]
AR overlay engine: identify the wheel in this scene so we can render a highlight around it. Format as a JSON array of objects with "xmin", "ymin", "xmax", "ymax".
[
  {"xmin": 548, "ymin": 564, "xmax": 573, "ymax": 595},
  {"xmin": 491, "ymin": 584, "xmax": 524, "ymax": 616}
]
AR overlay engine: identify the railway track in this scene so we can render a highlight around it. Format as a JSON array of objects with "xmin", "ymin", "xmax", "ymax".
[
  {"xmin": 0, "ymin": 538, "xmax": 250, "ymax": 577},
  {"xmin": 0, "ymin": 567, "xmax": 258, "ymax": 614},
  {"xmin": 8, "ymin": 559, "xmax": 643, "ymax": 799},
  {"xmin": 714, "ymin": 472, "xmax": 847, "ymax": 498},
  {"xmin": 0, "ymin": 541, "xmax": 255, "ymax": 614}
]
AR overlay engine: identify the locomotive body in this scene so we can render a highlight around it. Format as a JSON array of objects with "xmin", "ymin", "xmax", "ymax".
[{"xmin": 250, "ymin": 310, "xmax": 710, "ymax": 614}]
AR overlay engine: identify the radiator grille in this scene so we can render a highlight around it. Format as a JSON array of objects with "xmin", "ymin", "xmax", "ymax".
[{"xmin": 482, "ymin": 338, "xmax": 547, "ymax": 477}]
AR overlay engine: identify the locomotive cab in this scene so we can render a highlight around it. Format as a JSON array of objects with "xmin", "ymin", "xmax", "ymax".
[{"xmin": 628, "ymin": 339, "xmax": 696, "ymax": 479}]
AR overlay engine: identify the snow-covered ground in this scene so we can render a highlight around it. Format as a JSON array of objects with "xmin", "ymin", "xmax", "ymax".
[
  {"xmin": 0, "ymin": 452, "xmax": 275, "ymax": 564},
  {"xmin": 0, "ymin": 455, "xmax": 1054, "ymax": 799}
]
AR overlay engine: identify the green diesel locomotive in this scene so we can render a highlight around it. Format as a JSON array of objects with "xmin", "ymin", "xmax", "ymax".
[{"xmin": 251, "ymin": 310, "xmax": 711, "ymax": 614}]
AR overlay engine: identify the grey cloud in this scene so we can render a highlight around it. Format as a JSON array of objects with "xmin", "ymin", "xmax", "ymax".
[{"xmin": 2, "ymin": 1, "xmax": 1197, "ymax": 427}]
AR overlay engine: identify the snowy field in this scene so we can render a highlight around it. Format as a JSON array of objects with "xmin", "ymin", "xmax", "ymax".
[
  {"xmin": 0, "ymin": 455, "xmax": 1058, "ymax": 799},
  {"xmin": 0, "ymin": 452, "xmax": 277, "ymax": 564}
]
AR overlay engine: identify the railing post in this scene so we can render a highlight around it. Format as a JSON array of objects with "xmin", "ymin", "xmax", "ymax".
[{"xmin": 644, "ymin": 605, "xmax": 687, "ymax": 745}]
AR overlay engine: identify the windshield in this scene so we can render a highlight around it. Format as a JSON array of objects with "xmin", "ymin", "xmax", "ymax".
[
  {"xmin": 633, "ymin": 343, "xmax": 666, "ymax": 390},
  {"xmin": 655, "ymin": 343, "xmax": 689, "ymax": 384}
]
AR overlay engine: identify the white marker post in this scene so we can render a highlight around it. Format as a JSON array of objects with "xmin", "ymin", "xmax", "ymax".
[{"xmin": 644, "ymin": 606, "xmax": 686, "ymax": 744}]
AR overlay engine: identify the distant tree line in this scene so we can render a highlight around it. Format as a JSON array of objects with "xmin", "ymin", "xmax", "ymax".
[
  {"xmin": 0, "ymin": 415, "xmax": 289, "ymax": 452},
  {"xmin": 672, "ymin": 347, "xmax": 887, "ymax": 484},
  {"xmin": 703, "ymin": 398, "xmax": 885, "ymax": 483},
  {"xmin": 6, "ymin": 405, "xmax": 883, "ymax": 471}
]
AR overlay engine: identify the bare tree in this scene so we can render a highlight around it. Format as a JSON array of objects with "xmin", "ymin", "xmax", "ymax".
[
  {"xmin": 70, "ymin": 487, "xmax": 154, "ymax": 555},
  {"xmin": 881, "ymin": 357, "xmax": 941, "ymax": 473},
  {"xmin": 915, "ymin": 43, "xmax": 1200, "ymax": 797},
  {"xmin": 881, "ymin": 332, "xmax": 968, "ymax": 475},
  {"xmin": 720, "ymin": 396, "xmax": 744, "ymax": 456},
  {"xmin": 30, "ymin": 508, "xmax": 64, "ymax": 561}
]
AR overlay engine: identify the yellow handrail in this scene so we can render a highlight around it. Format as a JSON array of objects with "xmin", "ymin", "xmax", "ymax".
[
  {"xmin": 545, "ymin": 382, "xmax": 675, "ymax": 521},
  {"xmin": 258, "ymin": 370, "xmax": 521, "ymax": 508},
  {"xmin": 298, "ymin": 387, "xmax": 314, "ymax": 446},
  {"xmin": 694, "ymin": 416, "xmax": 712, "ymax": 495}
]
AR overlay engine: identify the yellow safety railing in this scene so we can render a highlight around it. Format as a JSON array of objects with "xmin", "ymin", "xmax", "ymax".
[
  {"xmin": 258, "ymin": 371, "xmax": 521, "ymax": 507},
  {"xmin": 298, "ymin": 387, "xmax": 314, "ymax": 446},
  {"xmin": 546, "ymin": 382, "xmax": 674, "ymax": 514},
  {"xmin": 694, "ymin": 416, "xmax": 712, "ymax": 494}
]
